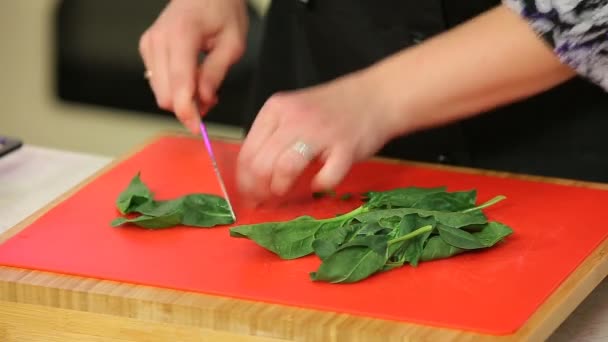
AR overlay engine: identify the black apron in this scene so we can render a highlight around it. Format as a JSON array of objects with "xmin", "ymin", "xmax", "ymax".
[{"xmin": 242, "ymin": 0, "xmax": 608, "ymax": 183}]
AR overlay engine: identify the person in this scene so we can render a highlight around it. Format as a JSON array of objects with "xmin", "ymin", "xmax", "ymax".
[{"xmin": 139, "ymin": 0, "xmax": 608, "ymax": 204}]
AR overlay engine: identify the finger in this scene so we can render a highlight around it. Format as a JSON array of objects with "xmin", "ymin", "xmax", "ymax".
[
  {"xmin": 239, "ymin": 101, "xmax": 280, "ymax": 165},
  {"xmin": 198, "ymin": 31, "xmax": 244, "ymax": 103},
  {"xmin": 240, "ymin": 128, "xmax": 293, "ymax": 202},
  {"xmin": 139, "ymin": 31, "xmax": 156, "ymax": 94},
  {"xmin": 151, "ymin": 36, "xmax": 172, "ymax": 111},
  {"xmin": 168, "ymin": 32, "xmax": 200, "ymax": 134},
  {"xmin": 237, "ymin": 96, "xmax": 282, "ymax": 198},
  {"xmin": 312, "ymin": 146, "xmax": 353, "ymax": 191},
  {"xmin": 270, "ymin": 140, "xmax": 317, "ymax": 197}
]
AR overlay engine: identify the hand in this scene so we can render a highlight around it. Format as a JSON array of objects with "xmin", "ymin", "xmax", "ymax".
[
  {"xmin": 139, "ymin": 0, "xmax": 248, "ymax": 133},
  {"xmin": 236, "ymin": 70, "xmax": 404, "ymax": 203}
]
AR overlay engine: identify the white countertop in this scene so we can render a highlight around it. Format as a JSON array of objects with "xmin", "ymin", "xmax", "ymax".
[{"xmin": 0, "ymin": 144, "xmax": 606, "ymax": 341}]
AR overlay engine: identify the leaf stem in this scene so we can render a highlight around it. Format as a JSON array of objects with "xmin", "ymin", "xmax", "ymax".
[
  {"xmin": 321, "ymin": 205, "xmax": 368, "ymax": 223},
  {"xmin": 461, "ymin": 195, "xmax": 506, "ymax": 213},
  {"xmin": 388, "ymin": 225, "xmax": 433, "ymax": 246}
]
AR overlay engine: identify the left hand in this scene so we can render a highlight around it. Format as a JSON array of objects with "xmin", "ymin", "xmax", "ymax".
[{"xmin": 236, "ymin": 70, "xmax": 404, "ymax": 203}]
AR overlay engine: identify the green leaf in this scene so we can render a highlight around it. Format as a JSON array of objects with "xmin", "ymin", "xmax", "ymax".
[
  {"xmin": 394, "ymin": 214, "xmax": 436, "ymax": 238},
  {"xmin": 411, "ymin": 190, "xmax": 477, "ymax": 212},
  {"xmin": 227, "ymin": 185, "xmax": 512, "ymax": 285},
  {"xmin": 311, "ymin": 239, "xmax": 341, "ymax": 260},
  {"xmin": 180, "ymin": 194, "xmax": 235, "ymax": 227},
  {"xmin": 312, "ymin": 222, "xmax": 388, "ymax": 260},
  {"xmin": 420, "ymin": 236, "xmax": 466, "ymax": 262},
  {"xmin": 311, "ymin": 224, "xmax": 354, "ymax": 260},
  {"xmin": 438, "ymin": 222, "xmax": 513, "ymax": 250},
  {"xmin": 402, "ymin": 230, "xmax": 433, "ymax": 267},
  {"xmin": 110, "ymin": 211, "xmax": 183, "ymax": 229},
  {"xmin": 113, "ymin": 194, "xmax": 234, "ymax": 229},
  {"xmin": 312, "ymin": 190, "xmax": 336, "ymax": 199},
  {"xmin": 437, "ymin": 224, "xmax": 486, "ymax": 249},
  {"xmin": 355, "ymin": 208, "xmax": 486, "ymax": 228},
  {"xmin": 378, "ymin": 216, "xmax": 402, "ymax": 230},
  {"xmin": 310, "ymin": 235, "xmax": 389, "ymax": 283},
  {"xmin": 474, "ymin": 221, "xmax": 514, "ymax": 247},
  {"xmin": 230, "ymin": 217, "xmax": 343, "ymax": 260},
  {"xmin": 135, "ymin": 198, "xmax": 184, "ymax": 216},
  {"xmin": 421, "ymin": 222, "xmax": 513, "ymax": 262},
  {"xmin": 116, "ymin": 173, "xmax": 153, "ymax": 214},
  {"xmin": 387, "ymin": 216, "xmax": 436, "ymax": 266},
  {"xmin": 112, "ymin": 173, "xmax": 235, "ymax": 229},
  {"xmin": 363, "ymin": 186, "xmax": 447, "ymax": 209},
  {"xmin": 112, "ymin": 198, "xmax": 184, "ymax": 229}
]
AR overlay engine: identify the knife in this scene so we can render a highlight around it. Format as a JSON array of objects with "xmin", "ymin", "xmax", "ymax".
[{"xmin": 195, "ymin": 100, "xmax": 236, "ymax": 221}]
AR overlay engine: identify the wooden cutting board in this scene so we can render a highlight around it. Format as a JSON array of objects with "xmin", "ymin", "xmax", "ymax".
[{"xmin": 0, "ymin": 133, "xmax": 606, "ymax": 341}]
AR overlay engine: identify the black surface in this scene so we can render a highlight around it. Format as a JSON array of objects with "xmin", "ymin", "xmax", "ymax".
[{"xmin": 53, "ymin": 0, "xmax": 264, "ymax": 127}]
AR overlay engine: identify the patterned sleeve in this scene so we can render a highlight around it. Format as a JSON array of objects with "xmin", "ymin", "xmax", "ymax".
[{"xmin": 502, "ymin": 0, "xmax": 608, "ymax": 91}]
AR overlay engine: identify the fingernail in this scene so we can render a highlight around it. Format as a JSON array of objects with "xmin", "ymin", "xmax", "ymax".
[
  {"xmin": 174, "ymin": 88, "xmax": 191, "ymax": 113},
  {"xmin": 201, "ymin": 85, "xmax": 214, "ymax": 103},
  {"xmin": 185, "ymin": 116, "xmax": 200, "ymax": 135}
]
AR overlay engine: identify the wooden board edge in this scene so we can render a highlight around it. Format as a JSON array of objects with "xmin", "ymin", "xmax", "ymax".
[
  {"xmin": 0, "ymin": 264, "xmax": 564, "ymax": 342},
  {"xmin": 0, "ymin": 300, "xmax": 284, "ymax": 342},
  {"xmin": 511, "ymin": 236, "xmax": 608, "ymax": 341}
]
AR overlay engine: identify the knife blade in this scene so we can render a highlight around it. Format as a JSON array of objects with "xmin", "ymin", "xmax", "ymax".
[{"xmin": 195, "ymin": 100, "xmax": 236, "ymax": 221}]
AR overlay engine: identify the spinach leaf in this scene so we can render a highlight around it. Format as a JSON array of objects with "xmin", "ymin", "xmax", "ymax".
[
  {"xmin": 421, "ymin": 222, "xmax": 513, "ymax": 262},
  {"xmin": 355, "ymin": 208, "xmax": 486, "ymax": 228},
  {"xmin": 310, "ymin": 235, "xmax": 389, "ymax": 283},
  {"xmin": 112, "ymin": 173, "xmax": 235, "ymax": 229},
  {"xmin": 475, "ymin": 222, "xmax": 514, "ymax": 246},
  {"xmin": 312, "ymin": 190, "xmax": 336, "ymax": 199},
  {"xmin": 402, "ymin": 230, "xmax": 433, "ymax": 267},
  {"xmin": 387, "ymin": 221, "xmax": 435, "ymax": 267},
  {"xmin": 312, "ymin": 222, "xmax": 389, "ymax": 260},
  {"xmin": 378, "ymin": 216, "xmax": 402, "ymax": 230},
  {"xmin": 230, "ymin": 206, "xmax": 367, "ymax": 259},
  {"xmin": 437, "ymin": 224, "xmax": 486, "ymax": 249},
  {"xmin": 230, "ymin": 217, "xmax": 347, "ymax": 260},
  {"xmin": 116, "ymin": 172, "xmax": 153, "ymax": 214},
  {"xmin": 230, "ymin": 185, "xmax": 513, "ymax": 284},
  {"xmin": 411, "ymin": 190, "xmax": 477, "ymax": 212},
  {"xmin": 112, "ymin": 198, "xmax": 184, "ymax": 229},
  {"xmin": 363, "ymin": 186, "xmax": 447, "ymax": 209},
  {"xmin": 438, "ymin": 221, "xmax": 513, "ymax": 250},
  {"xmin": 111, "ymin": 212, "xmax": 182, "ymax": 229},
  {"xmin": 181, "ymin": 194, "xmax": 235, "ymax": 227},
  {"xmin": 420, "ymin": 236, "xmax": 466, "ymax": 262},
  {"xmin": 311, "ymin": 223, "xmax": 360, "ymax": 260}
]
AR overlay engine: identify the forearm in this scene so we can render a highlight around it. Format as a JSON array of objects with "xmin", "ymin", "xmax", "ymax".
[{"xmin": 367, "ymin": 5, "xmax": 576, "ymax": 136}]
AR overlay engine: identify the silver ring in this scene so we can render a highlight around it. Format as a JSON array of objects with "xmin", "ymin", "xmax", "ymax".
[
  {"xmin": 144, "ymin": 70, "xmax": 152, "ymax": 80},
  {"xmin": 291, "ymin": 140, "xmax": 315, "ymax": 160}
]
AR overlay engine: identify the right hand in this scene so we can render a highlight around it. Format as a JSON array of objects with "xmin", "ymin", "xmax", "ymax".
[{"xmin": 139, "ymin": 0, "xmax": 248, "ymax": 133}]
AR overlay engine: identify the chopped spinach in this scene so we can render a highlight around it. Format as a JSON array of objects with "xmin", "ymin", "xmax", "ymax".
[{"xmin": 111, "ymin": 173, "xmax": 235, "ymax": 229}]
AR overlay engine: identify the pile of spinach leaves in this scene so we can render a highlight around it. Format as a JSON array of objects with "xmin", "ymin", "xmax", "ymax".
[
  {"xmin": 111, "ymin": 173, "xmax": 235, "ymax": 229},
  {"xmin": 230, "ymin": 186, "xmax": 513, "ymax": 284}
]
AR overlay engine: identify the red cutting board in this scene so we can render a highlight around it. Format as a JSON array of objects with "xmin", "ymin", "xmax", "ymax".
[{"xmin": 0, "ymin": 135, "xmax": 606, "ymax": 336}]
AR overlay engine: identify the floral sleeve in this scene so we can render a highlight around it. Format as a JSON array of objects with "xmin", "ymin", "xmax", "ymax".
[{"xmin": 503, "ymin": 0, "xmax": 608, "ymax": 91}]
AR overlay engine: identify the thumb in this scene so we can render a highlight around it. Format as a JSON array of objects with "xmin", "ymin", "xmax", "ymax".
[
  {"xmin": 198, "ymin": 33, "xmax": 245, "ymax": 104},
  {"xmin": 312, "ymin": 148, "xmax": 353, "ymax": 191}
]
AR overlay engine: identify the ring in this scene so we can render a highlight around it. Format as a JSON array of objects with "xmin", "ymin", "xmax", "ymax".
[
  {"xmin": 291, "ymin": 140, "xmax": 315, "ymax": 160},
  {"xmin": 144, "ymin": 70, "xmax": 152, "ymax": 80}
]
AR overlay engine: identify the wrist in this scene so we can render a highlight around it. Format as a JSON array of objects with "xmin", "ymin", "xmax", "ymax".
[{"xmin": 359, "ymin": 50, "xmax": 427, "ymax": 140}]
